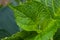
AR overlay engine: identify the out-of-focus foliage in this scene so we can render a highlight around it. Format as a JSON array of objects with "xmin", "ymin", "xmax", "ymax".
[{"xmin": 1, "ymin": 0, "xmax": 60, "ymax": 40}]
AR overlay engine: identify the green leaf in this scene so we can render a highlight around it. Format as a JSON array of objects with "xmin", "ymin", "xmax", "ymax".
[
  {"xmin": 9, "ymin": 1, "xmax": 52, "ymax": 32},
  {"xmin": 8, "ymin": 0, "xmax": 60, "ymax": 40}
]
